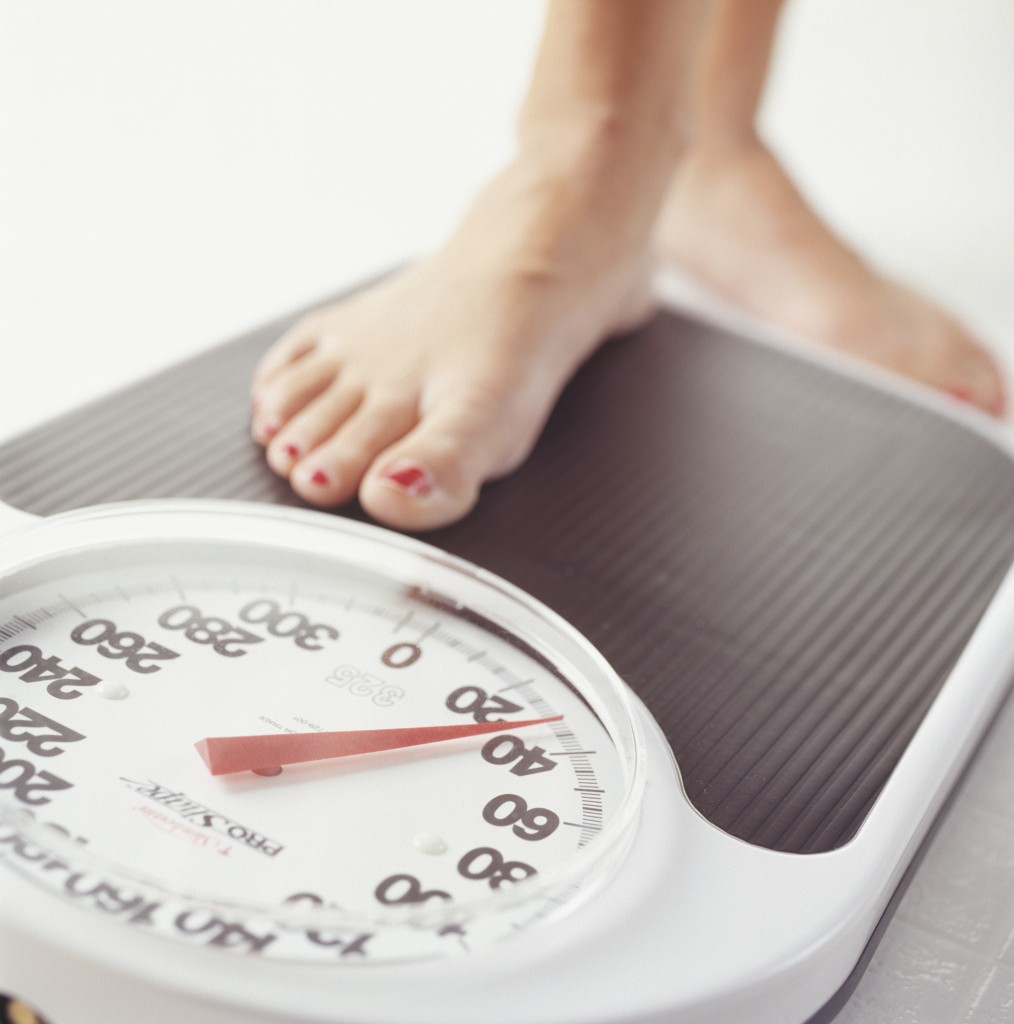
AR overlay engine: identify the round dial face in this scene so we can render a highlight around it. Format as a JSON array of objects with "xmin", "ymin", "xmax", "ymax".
[{"xmin": 0, "ymin": 502, "xmax": 643, "ymax": 965}]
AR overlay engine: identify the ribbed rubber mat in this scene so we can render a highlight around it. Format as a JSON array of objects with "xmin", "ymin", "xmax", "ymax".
[{"xmin": 3, "ymin": 298, "xmax": 1013, "ymax": 853}]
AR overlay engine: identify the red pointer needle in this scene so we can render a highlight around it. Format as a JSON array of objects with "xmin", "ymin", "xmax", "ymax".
[{"xmin": 195, "ymin": 717, "xmax": 563, "ymax": 776}]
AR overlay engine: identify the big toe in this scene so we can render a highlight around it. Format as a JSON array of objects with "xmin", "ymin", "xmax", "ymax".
[
  {"xmin": 359, "ymin": 383, "xmax": 537, "ymax": 532},
  {"xmin": 947, "ymin": 338, "xmax": 1007, "ymax": 418},
  {"xmin": 905, "ymin": 297, "xmax": 1008, "ymax": 418}
]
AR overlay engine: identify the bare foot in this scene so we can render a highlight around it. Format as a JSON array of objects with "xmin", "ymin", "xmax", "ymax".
[
  {"xmin": 655, "ymin": 139, "xmax": 1006, "ymax": 417},
  {"xmin": 250, "ymin": 155, "xmax": 654, "ymax": 530}
]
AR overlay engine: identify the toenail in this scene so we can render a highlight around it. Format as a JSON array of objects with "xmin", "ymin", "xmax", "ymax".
[
  {"xmin": 281, "ymin": 442, "xmax": 301, "ymax": 460},
  {"xmin": 309, "ymin": 468, "xmax": 330, "ymax": 487},
  {"xmin": 380, "ymin": 463, "xmax": 432, "ymax": 498},
  {"xmin": 259, "ymin": 419, "xmax": 280, "ymax": 441},
  {"xmin": 945, "ymin": 386, "xmax": 973, "ymax": 404}
]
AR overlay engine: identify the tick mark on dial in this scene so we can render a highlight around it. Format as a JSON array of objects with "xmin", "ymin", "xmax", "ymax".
[
  {"xmin": 58, "ymin": 594, "xmax": 86, "ymax": 618},
  {"xmin": 497, "ymin": 678, "xmax": 536, "ymax": 693}
]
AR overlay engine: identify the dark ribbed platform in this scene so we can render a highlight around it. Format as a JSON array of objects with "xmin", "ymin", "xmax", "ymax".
[{"xmin": 3, "ymin": 296, "xmax": 1013, "ymax": 853}]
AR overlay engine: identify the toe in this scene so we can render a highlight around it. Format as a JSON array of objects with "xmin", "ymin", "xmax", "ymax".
[
  {"xmin": 963, "ymin": 341, "xmax": 1007, "ymax": 418},
  {"xmin": 288, "ymin": 395, "xmax": 421, "ymax": 508},
  {"xmin": 944, "ymin": 346, "xmax": 1007, "ymax": 418},
  {"xmin": 251, "ymin": 353, "xmax": 339, "ymax": 444},
  {"xmin": 927, "ymin": 309, "xmax": 1008, "ymax": 418},
  {"xmin": 359, "ymin": 382, "xmax": 537, "ymax": 532},
  {"xmin": 265, "ymin": 383, "xmax": 363, "ymax": 476},
  {"xmin": 252, "ymin": 319, "xmax": 323, "ymax": 391}
]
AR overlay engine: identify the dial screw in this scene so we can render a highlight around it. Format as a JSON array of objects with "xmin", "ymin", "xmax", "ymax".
[{"xmin": 412, "ymin": 832, "xmax": 448, "ymax": 855}]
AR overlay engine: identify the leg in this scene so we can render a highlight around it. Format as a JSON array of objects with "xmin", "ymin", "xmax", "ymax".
[
  {"xmin": 655, "ymin": 0, "xmax": 1006, "ymax": 416},
  {"xmin": 251, "ymin": 1, "xmax": 713, "ymax": 530}
]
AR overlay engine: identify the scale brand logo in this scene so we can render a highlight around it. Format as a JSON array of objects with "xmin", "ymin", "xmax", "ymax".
[{"xmin": 119, "ymin": 778, "xmax": 284, "ymax": 857}]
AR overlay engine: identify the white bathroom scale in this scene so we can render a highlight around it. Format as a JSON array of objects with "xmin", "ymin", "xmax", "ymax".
[{"xmin": 1, "ymin": 287, "xmax": 1012, "ymax": 1024}]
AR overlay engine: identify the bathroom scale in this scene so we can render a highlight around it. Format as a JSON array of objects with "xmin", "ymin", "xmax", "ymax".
[{"xmin": 1, "ymin": 281, "xmax": 1013, "ymax": 1024}]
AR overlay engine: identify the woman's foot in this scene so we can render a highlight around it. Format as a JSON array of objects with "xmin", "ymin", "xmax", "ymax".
[
  {"xmin": 250, "ymin": 154, "xmax": 654, "ymax": 531},
  {"xmin": 655, "ymin": 139, "xmax": 1006, "ymax": 416}
]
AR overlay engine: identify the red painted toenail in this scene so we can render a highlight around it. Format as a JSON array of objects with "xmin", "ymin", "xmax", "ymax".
[
  {"xmin": 945, "ymin": 386, "xmax": 973, "ymax": 403},
  {"xmin": 260, "ymin": 420, "xmax": 280, "ymax": 440},
  {"xmin": 381, "ymin": 464, "xmax": 432, "ymax": 497},
  {"xmin": 282, "ymin": 443, "xmax": 300, "ymax": 460},
  {"xmin": 310, "ymin": 469, "xmax": 329, "ymax": 486}
]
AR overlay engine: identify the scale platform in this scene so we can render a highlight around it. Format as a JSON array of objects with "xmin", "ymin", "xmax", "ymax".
[{"xmin": 0, "ymin": 285, "xmax": 1012, "ymax": 1024}]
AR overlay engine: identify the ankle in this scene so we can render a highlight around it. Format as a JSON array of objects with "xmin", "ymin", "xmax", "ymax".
[
  {"xmin": 518, "ymin": 99, "xmax": 688, "ymax": 163},
  {"xmin": 510, "ymin": 117, "xmax": 683, "ymax": 255},
  {"xmin": 681, "ymin": 127, "xmax": 769, "ymax": 168}
]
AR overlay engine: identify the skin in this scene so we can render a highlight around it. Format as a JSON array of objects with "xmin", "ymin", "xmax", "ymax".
[
  {"xmin": 250, "ymin": 0, "xmax": 1006, "ymax": 532},
  {"xmin": 654, "ymin": 0, "xmax": 1006, "ymax": 414}
]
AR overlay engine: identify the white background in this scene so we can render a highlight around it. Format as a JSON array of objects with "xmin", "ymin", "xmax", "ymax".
[{"xmin": 2, "ymin": 3, "xmax": 1014, "ymax": 1022}]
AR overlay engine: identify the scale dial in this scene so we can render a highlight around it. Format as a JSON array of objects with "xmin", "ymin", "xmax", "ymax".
[{"xmin": 0, "ymin": 501, "xmax": 644, "ymax": 965}]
